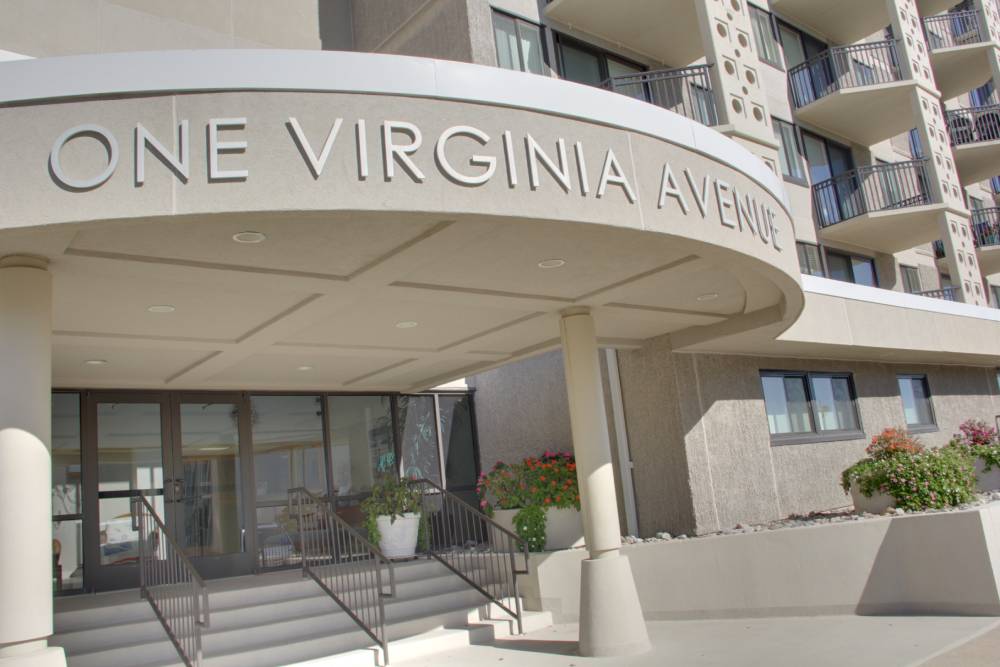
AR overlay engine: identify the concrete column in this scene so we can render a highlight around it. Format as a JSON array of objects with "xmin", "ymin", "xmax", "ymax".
[
  {"xmin": 559, "ymin": 307, "xmax": 649, "ymax": 657},
  {"xmin": 0, "ymin": 256, "xmax": 65, "ymax": 667}
]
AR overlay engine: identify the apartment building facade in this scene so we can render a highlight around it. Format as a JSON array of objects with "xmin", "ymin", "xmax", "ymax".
[{"xmin": 4, "ymin": 0, "xmax": 1000, "ymax": 664}]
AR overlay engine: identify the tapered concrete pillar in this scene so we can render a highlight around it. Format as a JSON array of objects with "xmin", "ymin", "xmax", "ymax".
[
  {"xmin": 0, "ymin": 256, "xmax": 65, "ymax": 667},
  {"xmin": 559, "ymin": 307, "xmax": 650, "ymax": 657}
]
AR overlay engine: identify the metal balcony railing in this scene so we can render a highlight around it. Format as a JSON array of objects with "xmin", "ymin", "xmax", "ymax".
[
  {"xmin": 915, "ymin": 286, "xmax": 959, "ymax": 301},
  {"xmin": 945, "ymin": 104, "xmax": 1000, "ymax": 145},
  {"xmin": 603, "ymin": 65, "xmax": 719, "ymax": 126},
  {"xmin": 789, "ymin": 40, "xmax": 903, "ymax": 109},
  {"xmin": 813, "ymin": 160, "xmax": 931, "ymax": 228},
  {"xmin": 923, "ymin": 10, "xmax": 984, "ymax": 50},
  {"xmin": 972, "ymin": 207, "xmax": 1000, "ymax": 248}
]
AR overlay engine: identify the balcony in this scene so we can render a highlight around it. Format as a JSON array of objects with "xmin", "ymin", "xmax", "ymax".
[
  {"xmin": 769, "ymin": 0, "xmax": 892, "ymax": 45},
  {"xmin": 789, "ymin": 41, "xmax": 919, "ymax": 146},
  {"xmin": 972, "ymin": 207, "xmax": 1000, "ymax": 275},
  {"xmin": 544, "ymin": 0, "xmax": 701, "ymax": 66},
  {"xmin": 946, "ymin": 105, "xmax": 1000, "ymax": 184},
  {"xmin": 813, "ymin": 160, "xmax": 945, "ymax": 253},
  {"xmin": 923, "ymin": 11, "xmax": 993, "ymax": 99},
  {"xmin": 603, "ymin": 65, "xmax": 719, "ymax": 127},
  {"xmin": 914, "ymin": 285, "xmax": 960, "ymax": 301}
]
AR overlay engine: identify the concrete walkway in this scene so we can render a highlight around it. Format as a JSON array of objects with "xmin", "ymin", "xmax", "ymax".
[{"xmin": 397, "ymin": 616, "xmax": 1000, "ymax": 667}]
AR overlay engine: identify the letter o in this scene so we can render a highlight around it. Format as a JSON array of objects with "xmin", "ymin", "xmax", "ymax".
[{"xmin": 49, "ymin": 124, "xmax": 119, "ymax": 190}]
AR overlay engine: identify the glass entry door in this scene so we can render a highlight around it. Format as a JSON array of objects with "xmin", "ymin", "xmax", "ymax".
[{"xmin": 169, "ymin": 394, "xmax": 255, "ymax": 579}]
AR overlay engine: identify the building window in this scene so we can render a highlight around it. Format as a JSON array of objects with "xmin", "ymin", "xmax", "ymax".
[
  {"xmin": 774, "ymin": 118, "xmax": 807, "ymax": 183},
  {"xmin": 555, "ymin": 34, "xmax": 644, "ymax": 87},
  {"xmin": 492, "ymin": 10, "xmax": 546, "ymax": 75},
  {"xmin": 750, "ymin": 4, "xmax": 782, "ymax": 68},
  {"xmin": 796, "ymin": 241, "xmax": 824, "ymax": 276},
  {"xmin": 825, "ymin": 249, "xmax": 877, "ymax": 287},
  {"xmin": 990, "ymin": 283, "xmax": 1000, "ymax": 307},
  {"xmin": 897, "ymin": 374, "xmax": 936, "ymax": 430},
  {"xmin": 761, "ymin": 371, "xmax": 864, "ymax": 444},
  {"xmin": 900, "ymin": 265, "xmax": 922, "ymax": 294}
]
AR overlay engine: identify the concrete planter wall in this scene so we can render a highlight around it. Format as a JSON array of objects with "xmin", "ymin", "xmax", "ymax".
[
  {"xmin": 975, "ymin": 458, "xmax": 1000, "ymax": 493},
  {"xmin": 376, "ymin": 512, "xmax": 420, "ymax": 559},
  {"xmin": 493, "ymin": 507, "xmax": 585, "ymax": 551},
  {"xmin": 850, "ymin": 481, "xmax": 895, "ymax": 515}
]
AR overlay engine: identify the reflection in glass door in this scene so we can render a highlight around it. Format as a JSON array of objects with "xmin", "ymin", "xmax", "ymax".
[{"xmin": 172, "ymin": 395, "xmax": 254, "ymax": 578}]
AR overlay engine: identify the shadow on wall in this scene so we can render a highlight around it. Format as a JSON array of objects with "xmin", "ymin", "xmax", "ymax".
[{"xmin": 318, "ymin": 0, "xmax": 354, "ymax": 50}]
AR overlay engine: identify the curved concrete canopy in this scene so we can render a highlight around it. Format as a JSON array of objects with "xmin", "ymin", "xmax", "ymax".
[{"xmin": 0, "ymin": 51, "xmax": 803, "ymax": 391}]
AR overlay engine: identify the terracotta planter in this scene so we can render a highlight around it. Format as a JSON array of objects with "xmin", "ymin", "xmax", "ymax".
[
  {"xmin": 975, "ymin": 458, "xmax": 1000, "ymax": 493},
  {"xmin": 850, "ymin": 482, "xmax": 895, "ymax": 515},
  {"xmin": 376, "ymin": 512, "xmax": 420, "ymax": 559},
  {"xmin": 493, "ymin": 507, "xmax": 585, "ymax": 551}
]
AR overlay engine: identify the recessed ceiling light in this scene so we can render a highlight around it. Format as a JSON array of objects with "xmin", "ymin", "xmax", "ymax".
[
  {"xmin": 84, "ymin": 359, "xmax": 107, "ymax": 366},
  {"xmin": 696, "ymin": 292, "xmax": 720, "ymax": 302},
  {"xmin": 147, "ymin": 305, "xmax": 176, "ymax": 313},
  {"xmin": 395, "ymin": 321, "xmax": 419, "ymax": 329},
  {"xmin": 296, "ymin": 365, "xmax": 314, "ymax": 372},
  {"xmin": 537, "ymin": 259, "xmax": 566, "ymax": 269},
  {"xmin": 232, "ymin": 231, "xmax": 267, "ymax": 244}
]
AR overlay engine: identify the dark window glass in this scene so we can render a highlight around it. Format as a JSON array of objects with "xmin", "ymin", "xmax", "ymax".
[
  {"xmin": 556, "ymin": 35, "xmax": 645, "ymax": 89},
  {"xmin": 492, "ymin": 11, "xmax": 545, "ymax": 75},
  {"xmin": 328, "ymin": 395, "xmax": 395, "ymax": 496},
  {"xmin": 398, "ymin": 395, "xmax": 441, "ymax": 485},
  {"xmin": 826, "ymin": 250, "xmax": 877, "ymax": 287},
  {"xmin": 559, "ymin": 41, "xmax": 604, "ymax": 86},
  {"xmin": 761, "ymin": 371, "xmax": 863, "ymax": 442},
  {"xmin": 778, "ymin": 22, "xmax": 807, "ymax": 68},
  {"xmin": 897, "ymin": 375, "xmax": 936, "ymax": 428},
  {"xmin": 52, "ymin": 393, "xmax": 83, "ymax": 592},
  {"xmin": 774, "ymin": 118, "xmax": 807, "ymax": 181},
  {"xmin": 796, "ymin": 242, "xmax": 824, "ymax": 276},
  {"xmin": 439, "ymin": 395, "xmax": 478, "ymax": 490},
  {"xmin": 901, "ymin": 265, "xmax": 922, "ymax": 294},
  {"xmin": 851, "ymin": 256, "xmax": 877, "ymax": 287},
  {"xmin": 826, "ymin": 251, "xmax": 853, "ymax": 282},
  {"xmin": 750, "ymin": 5, "xmax": 782, "ymax": 67},
  {"xmin": 991, "ymin": 284, "xmax": 1000, "ymax": 307}
]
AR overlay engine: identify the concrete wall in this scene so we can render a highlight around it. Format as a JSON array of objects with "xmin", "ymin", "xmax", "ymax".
[
  {"xmin": 520, "ymin": 501, "xmax": 1000, "ymax": 622},
  {"xmin": 0, "ymin": 0, "xmax": 350, "ymax": 56},
  {"xmin": 618, "ymin": 340, "xmax": 1000, "ymax": 537},
  {"xmin": 349, "ymin": 0, "xmax": 491, "ymax": 64}
]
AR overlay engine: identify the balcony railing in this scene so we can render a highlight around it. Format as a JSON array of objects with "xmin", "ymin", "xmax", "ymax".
[
  {"xmin": 813, "ymin": 160, "xmax": 931, "ymax": 228},
  {"xmin": 945, "ymin": 104, "xmax": 1000, "ymax": 145},
  {"xmin": 915, "ymin": 286, "xmax": 959, "ymax": 301},
  {"xmin": 923, "ymin": 10, "xmax": 984, "ymax": 50},
  {"xmin": 603, "ymin": 65, "xmax": 719, "ymax": 126},
  {"xmin": 972, "ymin": 207, "xmax": 1000, "ymax": 248},
  {"xmin": 790, "ymin": 40, "xmax": 902, "ymax": 109}
]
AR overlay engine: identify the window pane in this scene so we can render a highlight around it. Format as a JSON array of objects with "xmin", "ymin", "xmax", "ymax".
[
  {"xmin": 898, "ymin": 376, "xmax": 935, "ymax": 427},
  {"xmin": 251, "ymin": 396, "xmax": 325, "ymax": 503},
  {"xmin": 560, "ymin": 42, "xmax": 604, "ymax": 86},
  {"xmin": 778, "ymin": 24, "xmax": 806, "ymax": 69},
  {"xmin": 493, "ymin": 13, "xmax": 519, "ymax": 71},
  {"xmin": 53, "ymin": 518, "xmax": 83, "ymax": 592},
  {"xmin": 774, "ymin": 120, "xmax": 805, "ymax": 180},
  {"xmin": 826, "ymin": 252, "xmax": 852, "ymax": 282},
  {"xmin": 811, "ymin": 376, "xmax": 860, "ymax": 432},
  {"xmin": 802, "ymin": 133, "xmax": 832, "ymax": 183},
  {"xmin": 52, "ymin": 393, "xmax": 82, "ymax": 517},
  {"xmin": 518, "ymin": 21, "xmax": 544, "ymax": 75},
  {"xmin": 398, "ymin": 395, "xmax": 442, "ymax": 485},
  {"xmin": 901, "ymin": 266, "xmax": 921, "ymax": 294},
  {"xmin": 851, "ymin": 257, "xmax": 877, "ymax": 286},
  {"xmin": 439, "ymin": 395, "xmax": 478, "ymax": 490},
  {"xmin": 328, "ymin": 395, "xmax": 395, "ymax": 497},
  {"xmin": 762, "ymin": 374, "xmax": 812, "ymax": 434},
  {"xmin": 796, "ymin": 242, "xmax": 824, "ymax": 276},
  {"xmin": 750, "ymin": 6, "xmax": 781, "ymax": 66}
]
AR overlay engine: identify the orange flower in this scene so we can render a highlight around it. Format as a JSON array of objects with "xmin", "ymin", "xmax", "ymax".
[{"xmin": 544, "ymin": 497, "xmax": 552, "ymax": 504}]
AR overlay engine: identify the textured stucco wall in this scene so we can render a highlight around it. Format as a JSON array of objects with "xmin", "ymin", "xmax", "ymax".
[
  {"xmin": 349, "ymin": 0, "xmax": 480, "ymax": 63},
  {"xmin": 616, "ymin": 337, "xmax": 1000, "ymax": 537}
]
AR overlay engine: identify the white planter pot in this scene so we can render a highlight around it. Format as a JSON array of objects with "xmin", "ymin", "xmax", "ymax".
[
  {"xmin": 850, "ymin": 481, "xmax": 895, "ymax": 515},
  {"xmin": 493, "ymin": 507, "xmax": 585, "ymax": 551},
  {"xmin": 376, "ymin": 512, "xmax": 420, "ymax": 559},
  {"xmin": 975, "ymin": 457, "xmax": 1000, "ymax": 493}
]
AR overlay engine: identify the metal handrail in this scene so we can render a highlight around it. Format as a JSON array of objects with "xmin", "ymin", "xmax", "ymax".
[
  {"xmin": 789, "ymin": 40, "xmax": 902, "ymax": 108},
  {"xmin": 923, "ymin": 10, "xmax": 984, "ymax": 50},
  {"xmin": 130, "ymin": 495, "xmax": 209, "ymax": 667},
  {"xmin": 812, "ymin": 159, "xmax": 931, "ymax": 227},
  {"xmin": 972, "ymin": 207, "xmax": 1000, "ymax": 247},
  {"xmin": 602, "ymin": 64, "xmax": 719, "ymax": 126},
  {"xmin": 406, "ymin": 478, "xmax": 530, "ymax": 635},
  {"xmin": 915, "ymin": 285, "xmax": 959, "ymax": 301},
  {"xmin": 288, "ymin": 487, "xmax": 396, "ymax": 664},
  {"xmin": 945, "ymin": 104, "xmax": 1000, "ymax": 145}
]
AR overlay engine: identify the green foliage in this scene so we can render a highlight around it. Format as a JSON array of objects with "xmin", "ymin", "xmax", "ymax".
[
  {"xmin": 972, "ymin": 443, "xmax": 1000, "ymax": 472},
  {"xmin": 513, "ymin": 505, "xmax": 547, "ymax": 553},
  {"xmin": 842, "ymin": 446, "xmax": 976, "ymax": 511},
  {"xmin": 361, "ymin": 476, "xmax": 423, "ymax": 544}
]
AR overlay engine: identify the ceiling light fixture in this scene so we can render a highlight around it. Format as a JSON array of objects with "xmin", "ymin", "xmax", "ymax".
[
  {"xmin": 395, "ymin": 321, "xmax": 419, "ymax": 329},
  {"xmin": 84, "ymin": 359, "xmax": 107, "ymax": 366},
  {"xmin": 537, "ymin": 259, "xmax": 566, "ymax": 269},
  {"xmin": 147, "ymin": 305, "xmax": 176, "ymax": 313},
  {"xmin": 232, "ymin": 231, "xmax": 267, "ymax": 244},
  {"xmin": 296, "ymin": 365, "xmax": 314, "ymax": 371},
  {"xmin": 696, "ymin": 292, "xmax": 720, "ymax": 302}
]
